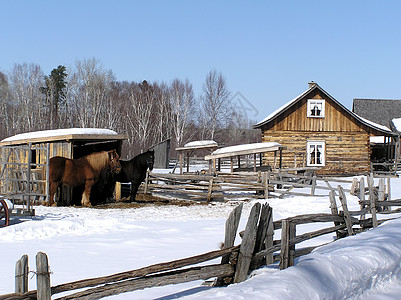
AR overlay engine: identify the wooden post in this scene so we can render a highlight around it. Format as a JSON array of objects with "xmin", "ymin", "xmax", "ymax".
[
  {"xmin": 311, "ymin": 175, "xmax": 316, "ymax": 196},
  {"xmin": 368, "ymin": 176, "xmax": 378, "ymax": 228},
  {"xmin": 264, "ymin": 171, "xmax": 270, "ymax": 199},
  {"xmin": 350, "ymin": 178, "xmax": 358, "ymax": 195},
  {"xmin": 329, "ymin": 190, "xmax": 341, "ymax": 239},
  {"xmin": 237, "ymin": 155, "xmax": 241, "ymax": 169},
  {"xmin": 252, "ymin": 203, "xmax": 273, "ymax": 269},
  {"xmin": 387, "ymin": 177, "xmax": 391, "ymax": 201},
  {"xmin": 359, "ymin": 177, "xmax": 365, "ymax": 202},
  {"xmin": 233, "ymin": 202, "xmax": 261, "ymax": 283},
  {"xmin": 378, "ymin": 178, "xmax": 386, "ymax": 211},
  {"xmin": 186, "ymin": 152, "xmax": 190, "ymax": 173},
  {"xmin": 144, "ymin": 170, "xmax": 150, "ymax": 195},
  {"xmin": 218, "ymin": 158, "xmax": 221, "ymax": 172},
  {"xmin": 338, "ymin": 185, "xmax": 354, "ymax": 236},
  {"xmin": 115, "ymin": 182, "xmax": 121, "ymax": 201},
  {"xmin": 207, "ymin": 178, "xmax": 214, "ymax": 202},
  {"xmin": 265, "ymin": 207, "xmax": 274, "ymax": 265},
  {"xmin": 15, "ymin": 254, "xmax": 29, "ymax": 293},
  {"xmin": 179, "ymin": 153, "xmax": 183, "ymax": 174},
  {"xmin": 36, "ymin": 252, "xmax": 51, "ymax": 300},
  {"xmin": 230, "ymin": 157, "xmax": 234, "ymax": 173},
  {"xmin": 216, "ymin": 203, "xmax": 243, "ymax": 286},
  {"xmin": 253, "ymin": 153, "xmax": 257, "ymax": 172},
  {"xmin": 280, "ymin": 220, "xmax": 295, "ymax": 269}
]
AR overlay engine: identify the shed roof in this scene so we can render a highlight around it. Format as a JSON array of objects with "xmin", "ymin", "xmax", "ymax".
[
  {"xmin": 176, "ymin": 140, "xmax": 218, "ymax": 151},
  {"xmin": 0, "ymin": 128, "xmax": 128, "ymax": 146},
  {"xmin": 254, "ymin": 82, "xmax": 395, "ymax": 136},
  {"xmin": 353, "ymin": 99, "xmax": 401, "ymax": 128},
  {"xmin": 204, "ymin": 142, "xmax": 282, "ymax": 160}
]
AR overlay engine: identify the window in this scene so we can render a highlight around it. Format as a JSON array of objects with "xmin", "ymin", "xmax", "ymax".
[
  {"xmin": 307, "ymin": 141, "xmax": 325, "ymax": 166},
  {"xmin": 307, "ymin": 99, "xmax": 325, "ymax": 118}
]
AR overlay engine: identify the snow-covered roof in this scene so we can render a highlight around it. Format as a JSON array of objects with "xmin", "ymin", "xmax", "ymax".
[
  {"xmin": 254, "ymin": 83, "xmax": 395, "ymax": 136},
  {"xmin": 176, "ymin": 140, "xmax": 218, "ymax": 151},
  {"xmin": 205, "ymin": 142, "xmax": 282, "ymax": 160},
  {"xmin": 392, "ymin": 118, "xmax": 401, "ymax": 132},
  {"xmin": 0, "ymin": 128, "xmax": 127, "ymax": 146}
]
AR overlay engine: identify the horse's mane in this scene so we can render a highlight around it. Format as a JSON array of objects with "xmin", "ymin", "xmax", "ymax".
[{"xmin": 84, "ymin": 151, "xmax": 110, "ymax": 172}]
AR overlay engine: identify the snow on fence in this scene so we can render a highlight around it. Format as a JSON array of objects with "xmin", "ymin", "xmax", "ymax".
[{"xmin": 0, "ymin": 174, "xmax": 398, "ymax": 299}]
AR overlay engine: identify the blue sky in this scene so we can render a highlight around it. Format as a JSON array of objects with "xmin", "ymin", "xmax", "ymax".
[{"xmin": 1, "ymin": 0, "xmax": 401, "ymax": 122}]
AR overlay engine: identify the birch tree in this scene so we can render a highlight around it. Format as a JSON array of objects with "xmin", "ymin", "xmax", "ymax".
[
  {"xmin": 200, "ymin": 70, "xmax": 231, "ymax": 140},
  {"xmin": 169, "ymin": 79, "xmax": 195, "ymax": 147}
]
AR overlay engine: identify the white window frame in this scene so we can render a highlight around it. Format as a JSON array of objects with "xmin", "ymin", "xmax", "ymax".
[
  {"xmin": 307, "ymin": 141, "xmax": 325, "ymax": 166},
  {"xmin": 307, "ymin": 99, "xmax": 325, "ymax": 118}
]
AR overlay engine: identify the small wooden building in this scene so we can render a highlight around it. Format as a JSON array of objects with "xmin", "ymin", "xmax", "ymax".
[
  {"xmin": 254, "ymin": 82, "xmax": 397, "ymax": 175},
  {"xmin": 0, "ymin": 128, "xmax": 127, "ymax": 207}
]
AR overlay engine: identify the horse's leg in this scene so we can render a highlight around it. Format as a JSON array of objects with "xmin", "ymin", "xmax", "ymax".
[
  {"xmin": 49, "ymin": 181, "xmax": 58, "ymax": 206},
  {"xmin": 81, "ymin": 179, "xmax": 95, "ymax": 207},
  {"xmin": 130, "ymin": 180, "xmax": 140, "ymax": 202}
]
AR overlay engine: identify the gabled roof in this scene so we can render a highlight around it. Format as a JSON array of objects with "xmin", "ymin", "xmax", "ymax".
[
  {"xmin": 254, "ymin": 82, "xmax": 395, "ymax": 136},
  {"xmin": 353, "ymin": 99, "xmax": 401, "ymax": 128}
]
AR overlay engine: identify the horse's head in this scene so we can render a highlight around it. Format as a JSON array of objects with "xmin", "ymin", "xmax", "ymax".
[
  {"xmin": 146, "ymin": 150, "xmax": 155, "ymax": 171},
  {"xmin": 108, "ymin": 150, "xmax": 122, "ymax": 174}
]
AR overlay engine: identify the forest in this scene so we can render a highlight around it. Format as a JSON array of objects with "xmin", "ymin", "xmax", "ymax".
[{"xmin": 0, "ymin": 58, "xmax": 260, "ymax": 157}]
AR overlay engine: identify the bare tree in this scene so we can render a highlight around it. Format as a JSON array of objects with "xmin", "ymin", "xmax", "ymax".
[
  {"xmin": 0, "ymin": 71, "xmax": 10, "ymax": 138},
  {"xmin": 69, "ymin": 58, "xmax": 116, "ymax": 128},
  {"xmin": 126, "ymin": 81, "xmax": 156, "ymax": 152},
  {"xmin": 169, "ymin": 79, "xmax": 195, "ymax": 147},
  {"xmin": 8, "ymin": 63, "xmax": 45, "ymax": 133},
  {"xmin": 199, "ymin": 70, "xmax": 231, "ymax": 140}
]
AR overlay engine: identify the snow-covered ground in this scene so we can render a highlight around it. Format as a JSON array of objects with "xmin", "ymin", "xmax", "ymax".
[{"xmin": 1, "ymin": 172, "xmax": 401, "ymax": 299}]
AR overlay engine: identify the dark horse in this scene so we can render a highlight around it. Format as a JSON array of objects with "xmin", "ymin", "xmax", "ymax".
[
  {"xmin": 115, "ymin": 150, "xmax": 154, "ymax": 202},
  {"xmin": 48, "ymin": 150, "xmax": 121, "ymax": 207}
]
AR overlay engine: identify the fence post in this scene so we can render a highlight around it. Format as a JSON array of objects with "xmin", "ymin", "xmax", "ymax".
[
  {"xmin": 207, "ymin": 178, "xmax": 214, "ymax": 202},
  {"xmin": 215, "ymin": 203, "xmax": 243, "ymax": 286},
  {"xmin": 233, "ymin": 202, "xmax": 261, "ymax": 283},
  {"xmin": 264, "ymin": 171, "xmax": 270, "ymax": 199},
  {"xmin": 15, "ymin": 254, "xmax": 29, "ymax": 293},
  {"xmin": 251, "ymin": 203, "xmax": 273, "ymax": 270},
  {"xmin": 310, "ymin": 175, "xmax": 317, "ymax": 196},
  {"xmin": 378, "ymin": 178, "xmax": 387, "ymax": 212},
  {"xmin": 144, "ymin": 170, "xmax": 150, "ymax": 195},
  {"xmin": 265, "ymin": 208, "xmax": 274, "ymax": 265},
  {"xmin": 329, "ymin": 190, "xmax": 341, "ymax": 239},
  {"xmin": 280, "ymin": 220, "xmax": 295, "ymax": 269},
  {"xmin": 36, "ymin": 252, "xmax": 51, "ymax": 300},
  {"xmin": 367, "ymin": 176, "xmax": 378, "ymax": 228},
  {"xmin": 338, "ymin": 185, "xmax": 354, "ymax": 236}
]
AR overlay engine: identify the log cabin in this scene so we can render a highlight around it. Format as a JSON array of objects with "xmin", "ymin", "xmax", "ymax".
[{"xmin": 254, "ymin": 82, "xmax": 397, "ymax": 175}]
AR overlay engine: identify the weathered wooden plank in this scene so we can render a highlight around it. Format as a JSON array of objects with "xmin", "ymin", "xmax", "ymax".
[
  {"xmin": 15, "ymin": 255, "xmax": 28, "ymax": 294},
  {"xmin": 338, "ymin": 185, "xmax": 354, "ymax": 236},
  {"xmin": 36, "ymin": 252, "xmax": 51, "ymax": 300},
  {"xmin": 58, "ymin": 264, "xmax": 234, "ymax": 300},
  {"xmin": 215, "ymin": 203, "xmax": 243, "ymax": 286},
  {"xmin": 51, "ymin": 246, "xmax": 239, "ymax": 295},
  {"xmin": 233, "ymin": 202, "xmax": 261, "ymax": 283}
]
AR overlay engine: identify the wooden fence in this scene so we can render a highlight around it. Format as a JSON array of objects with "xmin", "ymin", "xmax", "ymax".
[
  {"xmin": 1, "ymin": 174, "xmax": 398, "ymax": 299},
  {"xmin": 137, "ymin": 169, "xmax": 355, "ymax": 202}
]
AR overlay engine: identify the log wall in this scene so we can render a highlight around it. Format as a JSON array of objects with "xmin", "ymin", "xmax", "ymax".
[{"xmin": 262, "ymin": 131, "xmax": 371, "ymax": 175}]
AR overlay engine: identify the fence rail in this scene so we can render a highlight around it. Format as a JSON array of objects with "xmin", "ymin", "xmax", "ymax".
[{"xmin": 0, "ymin": 174, "xmax": 397, "ymax": 299}]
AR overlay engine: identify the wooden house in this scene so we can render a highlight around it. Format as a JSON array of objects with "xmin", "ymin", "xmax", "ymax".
[
  {"xmin": 254, "ymin": 82, "xmax": 397, "ymax": 175},
  {"xmin": 0, "ymin": 128, "xmax": 127, "ymax": 207},
  {"xmin": 353, "ymin": 98, "xmax": 401, "ymax": 170}
]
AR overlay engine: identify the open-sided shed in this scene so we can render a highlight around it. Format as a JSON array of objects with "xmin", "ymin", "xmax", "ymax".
[
  {"xmin": 205, "ymin": 142, "xmax": 285, "ymax": 173},
  {"xmin": 0, "ymin": 128, "xmax": 127, "ymax": 209}
]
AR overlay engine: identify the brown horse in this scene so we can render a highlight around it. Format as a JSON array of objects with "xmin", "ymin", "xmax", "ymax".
[{"xmin": 48, "ymin": 150, "xmax": 121, "ymax": 207}]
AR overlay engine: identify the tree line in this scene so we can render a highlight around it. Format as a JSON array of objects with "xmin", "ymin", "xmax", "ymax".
[{"xmin": 0, "ymin": 58, "xmax": 260, "ymax": 157}]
